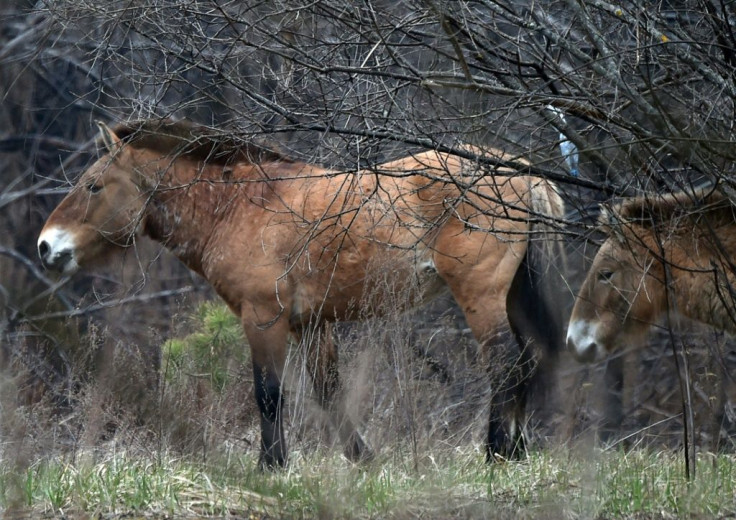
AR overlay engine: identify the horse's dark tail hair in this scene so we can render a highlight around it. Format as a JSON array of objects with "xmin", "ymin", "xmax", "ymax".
[
  {"xmin": 522, "ymin": 178, "xmax": 567, "ymax": 356},
  {"xmin": 505, "ymin": 178, "xmax": 567, "ymax": 406},
  {"xmin": 488, "ymin": 178, "xmax": 567, "ymax": 459}
]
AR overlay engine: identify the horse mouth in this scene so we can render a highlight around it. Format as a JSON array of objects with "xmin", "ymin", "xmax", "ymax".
[
  {"xmin": 39, "ymin": 247, "xmax": 78, "ymax": 274},
  {"xmin": 568, "ymin": 338, "xmax": 600, "ymax": 363},
  {"xmin": 38, "ymin": 228, "xmax": 81, "ymax": 275}
]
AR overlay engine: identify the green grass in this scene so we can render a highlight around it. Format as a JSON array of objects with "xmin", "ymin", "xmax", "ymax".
[{"xmin": 2, "ymin": 446, "xmax": 735, "ymax": 518}]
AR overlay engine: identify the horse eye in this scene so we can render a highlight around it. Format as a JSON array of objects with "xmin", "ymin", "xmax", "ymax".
[
  {"xmin": 87, "ymin": 183, "xmax": 103, "ymax": 194},
  {"xmin": 598, "ymin": 269, "xmax": 614, "ymax": 283}
]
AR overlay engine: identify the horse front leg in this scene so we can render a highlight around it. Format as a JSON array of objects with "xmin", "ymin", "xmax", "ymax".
[
  {"xmin": 243, "ymin": 317, "xmax": 290, "ymax": 469},
  {"xmin": 303, "ymin": 321, "xmax": 373, "ymax": 463}
]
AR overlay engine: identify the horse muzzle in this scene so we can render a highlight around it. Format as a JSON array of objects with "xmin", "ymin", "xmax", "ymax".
[
  {"xmin": 37, "ymin": 228, "xmax": 80, "ymax": 274},
  {"xmin": 566, "ymin": 319, "xmax": 605, "ymax": 363}
]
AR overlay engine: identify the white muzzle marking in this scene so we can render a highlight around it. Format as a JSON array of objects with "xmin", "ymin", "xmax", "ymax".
[
  {"xmin": 566, "ymin": 319, "xmax": 603, "ymax": 363},
  {"xmin": 38, "ymin": 227, "xmax": 80, "ymax": 274}
]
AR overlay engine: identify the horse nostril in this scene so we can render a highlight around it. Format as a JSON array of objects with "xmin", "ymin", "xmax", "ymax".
[
  {"xmin": 38, "ymin": 240, "xmax": 49, "ymax": 259},
  {"xmin": 579, "ymin": 342, "xmax": 598, "ymax": 362},
  {"xmin": 568, "ymin": 337, "xmax": 597, "ymax": 363}
]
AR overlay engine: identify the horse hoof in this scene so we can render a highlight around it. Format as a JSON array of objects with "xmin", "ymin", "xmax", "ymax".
[
  {"xmin": 344, "ymin": 441, "xmax": 375, "ymax": 464},
  {"xmin": 485, "ymin": 446, "xmax": 525, "ymax": 464},
  {"xmin": 485, "ymin": 451, "xmax": 508, "ymax": 464},
  {"xmin": 259, "ymin": 453, "xmax": 287, "ymax": 471}
]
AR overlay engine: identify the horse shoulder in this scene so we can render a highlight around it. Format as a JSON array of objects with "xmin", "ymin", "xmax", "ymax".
[{"xmin": 198, "ymin": 198, "xmax": 303, "ymax": 317}]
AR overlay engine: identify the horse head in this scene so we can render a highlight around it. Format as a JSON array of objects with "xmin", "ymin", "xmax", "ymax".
[
  {"xmin": 566, "ymin": 206, "xmax": 666, "ymax": 362},
  {"xmin": 37, "ymin": 123, "xmax": 147, "ymax": 274}
]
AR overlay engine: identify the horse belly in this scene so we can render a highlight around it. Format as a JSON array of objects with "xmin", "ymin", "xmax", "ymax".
[{"xmin": 290, "ymin": 248, "xmax": 446, "ymax": 322}]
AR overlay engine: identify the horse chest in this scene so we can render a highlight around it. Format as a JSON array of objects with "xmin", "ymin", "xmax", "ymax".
[{"xmin": 198, "ymin": 238, "xmax": 268, "ymax": 299}]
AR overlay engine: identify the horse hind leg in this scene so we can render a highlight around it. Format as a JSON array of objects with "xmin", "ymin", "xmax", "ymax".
[
  {"xmin": 486, "ymin": 253, "xmax": 563, "ymax": 461},
  {"xmin": 485, "ymin": 329, "xmax": 533, "ymax": 462},
  {"xmin": 435, "ymin": 230, "xmax": 536, "ymax": 462},
  {"xmin": 453, "ymin": 304, "xmax": 532, "ymax": 461},
  {"xmin": 496, "ymin": 253, "xmax": 566, "ymax": 460},
  {"xmin": 302, "ymin": 321, "xmax": 374, "ymax": 463},
  {"xmin": 440, "ymin": 277, "xmax": 532, "ymax": 460}
]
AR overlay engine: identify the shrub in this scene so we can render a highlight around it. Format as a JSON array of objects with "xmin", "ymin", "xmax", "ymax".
[{"xmin": 162, "ymin": 302, "xmax": 246, "ymax": 393}]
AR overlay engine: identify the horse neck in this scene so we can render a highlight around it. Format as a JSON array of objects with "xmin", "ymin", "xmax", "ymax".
[
  {"xmin": 139, "ymin": 159, "xmax": 245, "ymax": 275},
  {"xmin": 667, "ymin": 232, "xmax": 736, "ymax": 334}
]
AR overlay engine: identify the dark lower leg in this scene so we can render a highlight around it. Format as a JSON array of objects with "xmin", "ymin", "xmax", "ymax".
[
  {"xmin": 485, "ymin": 331, "xmax": 532, "ymax": 462},
  {"xmin": 486, "ymin": 392, "xmax": 527, "ymax": 462},
  {"xmin": 253, "ymin": 362, "xmax": 286, "ymax": 468}
]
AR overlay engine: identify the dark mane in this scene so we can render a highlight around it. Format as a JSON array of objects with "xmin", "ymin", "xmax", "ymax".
[
  {"xmin": 109, "ymin": 118, "xmax": 291, "ymax": 165},
  {"xmin": 608, "ymin": 186, "xmax": 734, "ymax": 229}
]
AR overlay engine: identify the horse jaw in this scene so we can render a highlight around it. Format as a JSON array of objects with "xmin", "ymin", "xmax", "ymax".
[{"xmin": 37, "ymin": 226, "xmax": 80, "ymax": 275}]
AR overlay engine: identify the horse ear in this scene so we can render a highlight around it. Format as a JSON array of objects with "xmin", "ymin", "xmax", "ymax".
[
  {"xmin": 598, "ymin": 203, "xmax": 615, "ymax": 228},
  {"xmin": 96, "ymin": 121, "xmax": 122, "ymax": 155},
  {"xmin": 599, "ymin": 203, "xmax": 626, "ymax": 243}
]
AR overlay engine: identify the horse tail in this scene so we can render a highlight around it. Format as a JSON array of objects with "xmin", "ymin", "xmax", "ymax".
[
  {"xmin": 527, "ymin": 177, "xmax": 566, "ymax": 283},
  {"xmin": 505, "ymin": 177, "xmax": 568, "ymax": 357},
  {"xmin": 489, "ymin": 177, "xmax": 567, "ymax": 459}
]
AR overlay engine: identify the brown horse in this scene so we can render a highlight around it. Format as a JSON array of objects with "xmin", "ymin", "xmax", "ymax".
[
  {"xmin": 38, "ymin": 119, "xmax": 566, "ymax": 467},
  {"xmin": 567, "ymin": 187, "xmax": 736, "ymax": 363}
]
